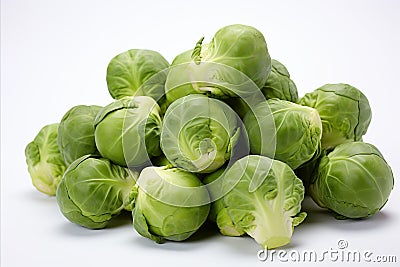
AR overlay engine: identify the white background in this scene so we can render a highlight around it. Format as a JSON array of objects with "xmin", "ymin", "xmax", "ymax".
[{"xmin": 2, "ymin": 0, "xmax": 400, "ymax": 266}]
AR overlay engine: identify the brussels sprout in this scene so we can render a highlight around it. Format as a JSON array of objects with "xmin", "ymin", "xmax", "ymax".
[
  {"xmin": 261, "ymin": 59, "xmax": 298, "ymax": 102},
  {"xmin": 211, "ymin": 155, "xmax": 306, "ymax": 249},
  {"xmin": 58, "ymin": 105, "xmax": 102, "ymax": 165},
  {"xmin": 244, "ymin": 99, "xmax": 322, "ymax": 169},
  {"xmin": 132, "ymin": 166, "xmax": 210, "ymax": 242},
  {"xmin": 298, "ymin": 83, "xmax": 372, "ymax": 150},
  {"xmin": 161, "ymin": 94, "xmax": 241, "ymax": 173},
  {"xmin": 203, "ymin": 168, "xmax": 245, "ymax": 237},
  {"xmin": 309, "ymin": 142, "xmax": 394, "ymax": 219},
  {"xmin": 165, "ymin": 24, "xmax": 271, "ymax": 103},
  {"xmin": 56, "ymin": 155, "xmax": 137, "ymax": 229},
  {"xmin": 94, "ymin": 96, "xmax": 162, "ymax": 168},
  {"xmin": 25, "ymin": 123, "xmax": 66, "ymax": 196},
  {"xmin": 106, "ymin": 49, "xmax": 169, "ymax": 101}
]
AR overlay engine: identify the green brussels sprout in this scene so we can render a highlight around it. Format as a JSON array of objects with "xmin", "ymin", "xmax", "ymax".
[
  {"xmin": 160, "ymin": 94, "xmax": 241, "ymax": 173},
  {"xmin": 25, "ymin": 123, "xmax": 66, "ymax": 196},
  {"xmin": 165, "ymin": 24, "xmax": 271, "ymax": 103},
  {"xmin": 203, "ymin": 168, "xmax": 245, "ymax": 237},
  {"xmin": 106, "ymin": 49, "xmax": 169, "ymax": 101},
  {"xmin": 94, "ymin": 96, "xmax": 162, "ymax": 168},
  {"xmin": 244, "ymin": 99, "xmax": 322, "ymax": 169},
  {"xmin": 309, "ymin": 142, "xmax": 394, "ymax": 219},
  {"xmin": 58, "ymin": 105, "xmax": 102, "ymax": 165},
  {"xmin": 261, "ymin": 59, "xmax": 298, "ymax": 102},
  {"xmin": 298, "ymin": 83, "xmax": 372, "ymax": 150},
  {"xmin": 132, "ymin": 166, "xmax": 210, "ymax": 242},
  {"xmin": 56, "ymin": 155, "xmax": 137, "ymax": 229},
  {"xmin": 210, "ymin": 155, "xmax": 306, "ymax": 249}
]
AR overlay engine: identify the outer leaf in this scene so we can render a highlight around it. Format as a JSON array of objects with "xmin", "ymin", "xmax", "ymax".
[
  {"xmin": 58, "ymin": 105, "xmax": 102, "ymax": 165},
  {"xmin": 221, "ymin": 155, "xmax": 306, "ymax": 249},
  {"xmin": 244, "ymin": 99, "xmax": 322, "ymax": 169},
  {"xmin": 132, "ymin": 166, "xmax": 210, "ymax": 242},
  {"xmin": 56, "ymin": 155, "xmax": 137, "ymax": 229},
  {"xmin": 25, "ymin": 123, "xmax": 66, "ymax": 195},
  {"xmin": 203, "ymin": 168, "xmax": 245, "ymax": 236},
  {"xmin": 165, "ymin": 24, "xmax": 271, "ymax": 103},
  {"xmin": 200, "ymin": 24, "xmax": 271, "ymax": 88},
  {"xmin": 132, "ymin": 205, "xmax": 163, "ymax": 243},
  {"xmin": 309, "ymin": 142, "xmax": 394, "ymax": 218},
  {"xmin": 94, "ymin": 96, "xmax": 162, "ymax": 167},
  {"xmin": 106, "ymin": 49, "xmax": 169, "ymax": 101},
  {"xmin": 298, "ymin": 83, "xmax": 371, "ymax": 149},
  {"xmin": 161, "ymin": 94, "xmax": 240, "ymax": 173},
  {"xmin": 261, "ymin": 59, "xmax": 298, "ymax": 102}
]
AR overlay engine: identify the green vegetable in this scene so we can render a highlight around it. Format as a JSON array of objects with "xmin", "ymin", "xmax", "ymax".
[
  {"xmin": 203, "ymin": 168, "xmax": 245, "ymax": 236},
  {"xmin": 132, "ymin": 166, "xmax": 210, "ymax": 242},
  {"xmin": 94, "ymin": 96, "xmax": 162, "ymax": 167},
  {"xmin": 160, "ymin": 94, "xmax": 240, "ymax": 173},
  {"xmin": 25, "ymin": 23, "xmax": 396, "ymax": 250},
  {"xmin": 309, "ymin": 142, "xmax": 394, "ymax": 219},
  {"xmin": 25, "ymin": 123, "xmax": 66, "ymax": 196},
  {"xmin": 56, "ymin": 155, "xmax": 137, "ymax": 229},
  {"xmin": 212, "ymin": 155, "xmax": 306, "ymax": 249},
  {"xmin": 298, "ymin": 83, "xmax": 371, "ymax": 150},
  {"xmin": 106, "ymin": 49, "xmax": 169, "ymax": 101},
  {"xmin": 165, "ymin": 24, "xmax": 271, "ymax": 103},
  {"xmin": 58, "ymin": 105, "xmax": 102, "ymax": 165},
  {"xmin": 244, "ymin": 99, "xmax": 322, "ymax": 169},
  {"xmin": 262, "ymin": 59, "xmax": 298, "ymax": 102}
]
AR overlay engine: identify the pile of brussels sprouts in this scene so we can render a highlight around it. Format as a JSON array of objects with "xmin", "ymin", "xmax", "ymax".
[{"xmin": 25, "ymin": 24, "xmax": 394, "ymax": 250}]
